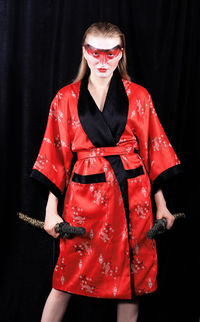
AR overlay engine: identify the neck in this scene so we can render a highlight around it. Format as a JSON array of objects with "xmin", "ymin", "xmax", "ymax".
[{"xmin": 88, "ymin": 72, "xmax": 113, "ymax": 89}]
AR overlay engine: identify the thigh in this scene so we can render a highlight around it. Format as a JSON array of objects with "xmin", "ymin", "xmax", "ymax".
[{"xmin": 52, "ymin": 288, "xmax": 72, "ymax": 301}]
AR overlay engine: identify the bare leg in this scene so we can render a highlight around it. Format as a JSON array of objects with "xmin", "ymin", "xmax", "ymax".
[
  {"xmin": 41, "ymin": 288, "xmax": 72, "ymax": 322},
  {"xmin": 117, "ymin": 298, "xmax": 139, "ymax": 322}
]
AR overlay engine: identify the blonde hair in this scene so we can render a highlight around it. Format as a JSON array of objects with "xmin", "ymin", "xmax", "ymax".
[{"xmin": 72, "ymin": 21, "xmax": 131, "ymax": 83}]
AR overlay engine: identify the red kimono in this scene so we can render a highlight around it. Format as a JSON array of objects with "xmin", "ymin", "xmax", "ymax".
[{"xmin": 30, "ymin": 69, "xmax": 181, "ymax": 299}]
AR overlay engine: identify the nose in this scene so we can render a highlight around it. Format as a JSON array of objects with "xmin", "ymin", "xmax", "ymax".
[{"xmin": 99, "ymin": 53, "xmax": 108, "ymax": 65}]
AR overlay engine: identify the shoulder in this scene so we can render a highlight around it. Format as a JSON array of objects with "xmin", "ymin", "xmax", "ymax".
[
  {"xmin": 49, "ymin": 81, "xmax": 81, "ymax": 116},
  {"xmin": 122, "ymin": 78, "xmax": 151, "ymax": 101},
  {"xmin": 56, "ymin": 81, "xmax": 81, "ymax": 101}
]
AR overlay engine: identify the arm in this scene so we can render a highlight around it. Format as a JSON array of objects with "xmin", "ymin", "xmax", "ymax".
[
  {"xmin": 133, "ymin": 89, "xmax": 181, "ymax": 190},
  {"xmin": 30, "ymin": 88, "xmax": 73, "ymax": 199},
  {"xmin": 154, "ymin": 189, "xmax": 175, "ymax": 229},
  {"xmin": 44, "ymin": 191, "xmax": 64, "ymax": 238}
]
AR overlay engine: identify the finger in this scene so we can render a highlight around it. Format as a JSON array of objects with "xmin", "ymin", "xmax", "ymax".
[
  {"xmin": 44, "ymin": 226, "xmax": 60, "ymax": 238},
  {"xmin": 50, "ymin": 231, "xmax": 60, "ymax": 238},
  {"xmin": 166, "ymin": 217, "xmax": 175, "ymax": 229},
  {"xmin": 53, "ymin": 232, "xmax": 60, "ymax": 238},
  {"xmin": 51, "ymin": 227, "xmax": 60, "ymax": 237}
]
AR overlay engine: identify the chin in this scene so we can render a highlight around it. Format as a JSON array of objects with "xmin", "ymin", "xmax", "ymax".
[
  {"xmin": 95, "ymin": 70, "xmax": 112, "ymax": 78},
  {"xmin": 96, "ymin": 74, "xmax": 109, "ymax": 78}
]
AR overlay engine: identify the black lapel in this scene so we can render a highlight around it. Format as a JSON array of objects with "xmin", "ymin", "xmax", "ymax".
[
  {"xmin": 102, "ymin": 69, "xmax": 129, "ymax": 144},
  {"xmin": 78, "ymin": 69, "xmax": 129, "ymax": 148}
]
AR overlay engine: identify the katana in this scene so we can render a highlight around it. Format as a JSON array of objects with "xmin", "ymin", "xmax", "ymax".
[
  {"xmin": 18, "ymin": 211, "xmax": 185, "ymax": 239},
  {"xmin": 147, "ymin": 213, "xmax": 186, "ymax": 239},
  {"xmin": 17, "ymin": 212, "xmax": 86, "ymax": 238}
]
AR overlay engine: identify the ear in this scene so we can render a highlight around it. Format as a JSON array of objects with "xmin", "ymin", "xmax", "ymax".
[
  {"xmin": 118, "ymin": 50, "xmax": 123, "ymax": 61},
  {"xmin": 82, "ymin": 46, "xmax": 87, "ymax": 60}
]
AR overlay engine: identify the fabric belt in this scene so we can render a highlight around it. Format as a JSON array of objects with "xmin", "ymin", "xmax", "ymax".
[{"xmin": 77, "ymin": 145, "xmax": 136, "ymax": 160}]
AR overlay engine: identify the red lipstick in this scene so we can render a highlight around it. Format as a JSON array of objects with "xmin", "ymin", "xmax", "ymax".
[{"xmin": 98, "ymin": 68, "xmax": 107, "ymax": 73}]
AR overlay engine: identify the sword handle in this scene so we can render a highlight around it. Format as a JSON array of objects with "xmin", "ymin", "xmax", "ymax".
[
  {"xmin": 147, "ymin": 213, "xmax": 186, "ymax": 239},
  {"xmin": 55, "ymin": 222, "xmax": 86, "ymax": 238}
]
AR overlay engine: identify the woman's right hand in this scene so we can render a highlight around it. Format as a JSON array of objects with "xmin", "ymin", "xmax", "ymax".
[
  {"xmin": 44, "ymin": 211, "xmax": 63, "ymax": 238},
  {"xmin": 44, "ymin": 191, "xmax": 63, "ymax": 238}
]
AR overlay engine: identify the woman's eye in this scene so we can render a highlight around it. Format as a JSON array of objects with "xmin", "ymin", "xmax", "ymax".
[
  {"xmin": 107, "ymin": 53, "xmax": 114, "ymax": 58},
  {"xmin": 92, "ymin": 52, "xmax": 99, "ymax": 57}
]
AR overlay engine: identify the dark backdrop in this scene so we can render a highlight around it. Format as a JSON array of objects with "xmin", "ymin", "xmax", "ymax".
[{"xmin": 0, "ymin": 0, "xmax": 199, "ymax": 321}]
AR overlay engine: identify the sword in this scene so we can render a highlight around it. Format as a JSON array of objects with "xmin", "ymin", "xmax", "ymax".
[
  {"xmin": 17, "ymin": 212, "xmax": 86, "ymax": 238},
  {"xmin": 147, "ymin": 213, "xmax": 186, "ymax": 239},
  {"xmin": 18, "ymin": 211, "xmax": 185, "ymax": 239}
]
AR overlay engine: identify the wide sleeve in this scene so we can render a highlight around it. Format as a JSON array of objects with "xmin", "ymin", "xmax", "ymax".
[
  {"xmin": 135, "ymin": 89, "xmax": 182, "ymax": 191},
  {"xmin": 30, "ymin": 89, "xmax": 73, "ymax": 198}
]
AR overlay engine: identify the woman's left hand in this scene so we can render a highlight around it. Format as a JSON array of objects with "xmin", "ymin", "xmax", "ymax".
[{"xmin": 156, "ymin": 206, "xmax": 175, "ymax": 230}]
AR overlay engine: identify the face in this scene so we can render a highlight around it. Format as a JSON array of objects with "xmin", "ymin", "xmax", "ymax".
[{"xmin": 83, "ymin": 34, "xmax": 123, "ymax": 79}]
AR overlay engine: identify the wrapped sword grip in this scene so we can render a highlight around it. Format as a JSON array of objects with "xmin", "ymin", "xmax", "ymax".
[{"xmin": 55, "ymin": 222, "xmax": 86, "ymax": 238}]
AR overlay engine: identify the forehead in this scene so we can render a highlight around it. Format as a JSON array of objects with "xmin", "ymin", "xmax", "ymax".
[{"xmin": 84, "ymin": 34, "xmax": 121, "ymax": 50}]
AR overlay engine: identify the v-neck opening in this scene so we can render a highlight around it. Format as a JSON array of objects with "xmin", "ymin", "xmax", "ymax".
[
  {"xmin": 86, "ymin": 73, "xmax": 115, "ymax": 114},
  {"xmin": 87, "ymin": 90, "xmax": 106, "ymax": 113}
]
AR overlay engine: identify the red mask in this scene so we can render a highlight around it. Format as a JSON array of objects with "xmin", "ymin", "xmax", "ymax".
[{"xmin": 84, "ymin": 44, "xmax": 122, "ymax": 64}]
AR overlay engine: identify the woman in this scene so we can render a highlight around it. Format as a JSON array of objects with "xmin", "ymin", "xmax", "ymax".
[{"xmin": 30, "ymin": 22, "xmax": 181, "ymax": 322}]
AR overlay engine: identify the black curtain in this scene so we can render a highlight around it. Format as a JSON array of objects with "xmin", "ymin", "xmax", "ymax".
[{"xmin": 0, "ymin": 0, "xmax": 199, "ymax": 321}]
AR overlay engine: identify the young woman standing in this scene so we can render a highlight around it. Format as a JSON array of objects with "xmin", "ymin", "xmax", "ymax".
[{"xmin": 30, "ymin": 21, "xmax": 181, "ymax": 322}]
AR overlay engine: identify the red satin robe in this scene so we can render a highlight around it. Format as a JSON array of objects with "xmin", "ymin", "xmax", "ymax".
[{"xmin": 30, "ymin": 69, "xmax": 181, "ymax": 299}]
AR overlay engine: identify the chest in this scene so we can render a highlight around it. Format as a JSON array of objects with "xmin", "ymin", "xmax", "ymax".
[{"xmin": 87, "ymin": 86, "xmax": 108, "ymax": 112}]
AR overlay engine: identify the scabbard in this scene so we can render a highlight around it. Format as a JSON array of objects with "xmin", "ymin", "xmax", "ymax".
[{"xmin": 17, "ymin": 212, "xmax": 44, "ymax": 229}]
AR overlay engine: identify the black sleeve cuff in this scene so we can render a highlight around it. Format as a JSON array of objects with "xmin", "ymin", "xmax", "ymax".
[
  {"xmin": 152, "ymin": 164, "xmax": 183, "ymax": 194},
  {"xmin": 30, "ymin": 169, "xmax": 63, "ymax": 199}
]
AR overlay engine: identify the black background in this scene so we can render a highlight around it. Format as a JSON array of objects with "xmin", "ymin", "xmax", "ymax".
[{"xmin": 0, "ymin": 0, "xmax": 199, "ymax": 321}]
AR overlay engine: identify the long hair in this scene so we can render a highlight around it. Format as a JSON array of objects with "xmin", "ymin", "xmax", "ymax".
[{"xmin": 72, "ymin": 22, "xmax": 131, "ymax": 83}]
